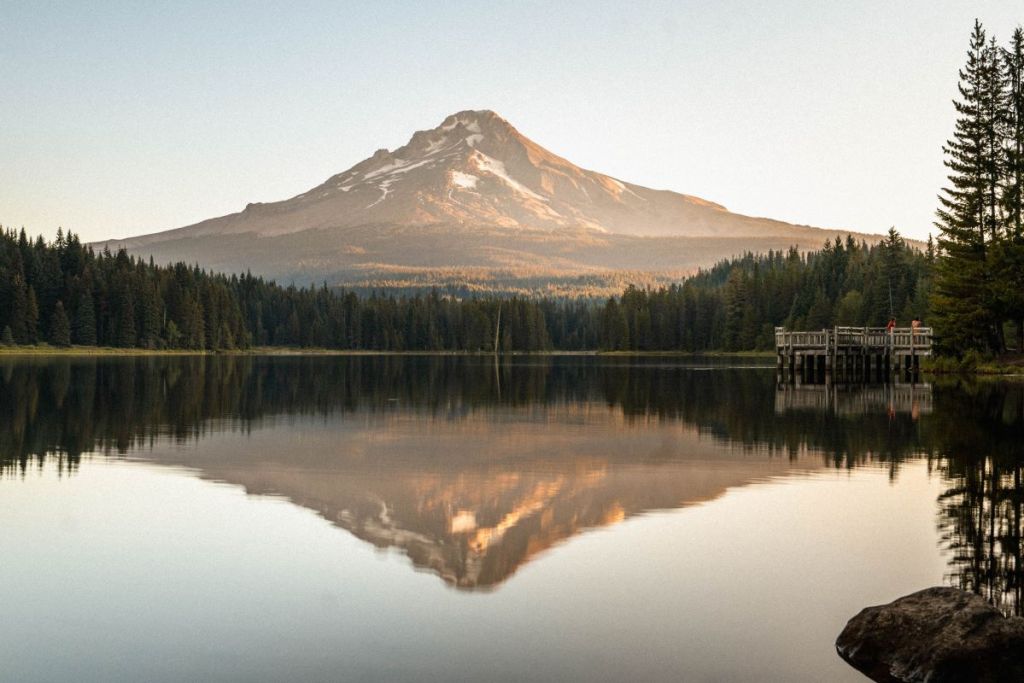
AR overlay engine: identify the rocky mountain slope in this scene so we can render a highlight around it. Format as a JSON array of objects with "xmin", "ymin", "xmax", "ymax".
[{"xmin": 100, "ymin": 110, "xmax": 870, "ymax": 295}]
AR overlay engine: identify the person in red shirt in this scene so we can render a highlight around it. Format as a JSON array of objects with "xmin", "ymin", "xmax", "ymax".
[{"xmin": 886, "ymin": 318, "xmax": 896, "ymax": 333}]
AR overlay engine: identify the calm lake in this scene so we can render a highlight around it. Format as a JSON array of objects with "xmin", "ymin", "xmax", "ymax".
[{"xmin": 1, "ymin": 355, "xmax": 1021, "ymax": 682}]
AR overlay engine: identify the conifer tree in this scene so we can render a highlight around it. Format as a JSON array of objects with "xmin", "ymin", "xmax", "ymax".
[
  {"xmin": 8, "ymin": 275, "xmax": 29, "ymax": 344},
  {"xmin": 74, "ymin": 290, "xmax": 97, "ymax": 346},
  {"xmin": 881, "ymin": 227, "xmax": 910, "ymax": 316},
  {"xmin": 1001, "ymin": 27, "xmax": 1024, "ymax": 349},
  {"xmin": 184, "ymin": 294, "xmax": 205, "ymax": 349},
  {"xmin": 26, "ymin": 286, "xmax": 40, "ymax": 344},
  {"xmin": 805, "ymin": 287, "xmax": 832, "ymax": 329},
  {"xmin": 49, "ymin": 301, "xmax": 71, "ymax": 347},
  {"xmin": 115, "ymin": 289, "xmax": 136, "ymax": 348},
  {"xmin": 933, "ymin": 21, "xmax": 1003, "ymax": 353},
  {"xmin": 1006, "ymin": 28, "xmax": 1024, "ymax": 236},
  {"xmin": 835, "ymin": 290, "xmax": 864, "ymax": 325},
  {"xmin": 981, "ymin": 36, "xmax": 1009, "ymax": 240},
  {"xmin": 139, "ymin": 281, "xmax": 161, "ymax": 348}
]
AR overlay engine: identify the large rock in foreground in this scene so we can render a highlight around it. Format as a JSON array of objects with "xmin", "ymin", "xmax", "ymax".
[{"xmin": 836, "ymin": 587, "xmax": 1024, "ymax": 682}]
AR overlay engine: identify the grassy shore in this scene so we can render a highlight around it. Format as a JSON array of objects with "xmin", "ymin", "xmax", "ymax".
[
  {"xmin": 0, "ymin": 345, "xmax": 209, "ymax": 356},
  {"xmin": 0, "ymin": 344, "xmax": 776, "ymax": 358},
  {"xmin": 923, "ymin": 353, "xmax": 1024, "ymax": 376},
  {"xmin": 6, "ymin": 345, "xmax": 1022, "ymax": 378}
]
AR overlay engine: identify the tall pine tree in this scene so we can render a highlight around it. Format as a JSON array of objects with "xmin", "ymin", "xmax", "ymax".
[
  {"xmin": 1000, "ymin": 27, "xmax": 1024, "ymax": 350},
  {"xmin": 25, "ymin": 286, "xmax": 40, "ymax": 344},
  {"xmin": 49, "ymin": 301, "xmax": 71, "ymax": 347},
  {"xmin": 8, "ymin": 274, "xmax": 29, "ymax": 344},
  {"xmin": 74, "ymin": 290, "xmax": 97, "ymax": 345},
  {"xmin": 1006, "ymin": 28, "xmax": 1024, "ymax": 236},
  {"xmin": 933, "ymin": 21, "xmax": 1003, "ymax": 353}
]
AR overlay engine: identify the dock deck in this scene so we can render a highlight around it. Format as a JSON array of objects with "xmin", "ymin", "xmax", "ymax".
[{"xmin": 775, "ymin": 326, "xmax": 932, "ymax": 379}]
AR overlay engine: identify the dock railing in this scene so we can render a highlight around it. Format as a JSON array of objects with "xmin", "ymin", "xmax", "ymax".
[{"xmin": 775, "ymin": 325, "xmax": 932, "ymax": 379}]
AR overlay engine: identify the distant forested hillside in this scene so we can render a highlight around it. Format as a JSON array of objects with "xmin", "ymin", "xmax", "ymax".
[{"xmin": 0, "ymin": 226, "xmax": 930, "ymax": 352}]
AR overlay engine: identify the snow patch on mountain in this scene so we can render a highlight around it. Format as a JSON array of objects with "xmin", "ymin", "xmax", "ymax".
[
  {"xmin": 470, "ymin": 151, "xmax": 546, "ymax": 202},
  {"xmin": 441, "ymin": 114, "xmax": 482, "ymax": 132},
  {"xmin": 367, "ymin": 178, "xmax": 396, "ymax": 208},
  {"xmin": 364, "ymin": 156, "xmax": 437, "ymax": 180},
  {"xmin": 424, "ymin": 137, "xmax": 450, "ymax": 155},
  {"xmin": 450, "ymin": 171, "xmax": 478, "ymax": 189}
]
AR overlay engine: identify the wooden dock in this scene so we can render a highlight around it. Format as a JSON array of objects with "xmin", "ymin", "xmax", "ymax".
[{"xmin": 775, "ymin": 326, "xmax": 932, "ymax": 380}]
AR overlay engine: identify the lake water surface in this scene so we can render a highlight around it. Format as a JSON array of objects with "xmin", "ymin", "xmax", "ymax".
[{"xmin": 1, "ymin": 356, "xmax": 1021, "ymax": 682}]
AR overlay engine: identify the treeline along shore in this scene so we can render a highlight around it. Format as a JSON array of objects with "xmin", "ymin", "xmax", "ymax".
[{"xmin": 0, "ymin": 227, "xmax": 931, "ymax": 353}]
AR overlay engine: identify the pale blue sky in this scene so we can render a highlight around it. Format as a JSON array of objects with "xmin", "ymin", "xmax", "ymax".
[{"xmin": 1, "ymin": 1, "xmax": 1020, "ymax": 242}]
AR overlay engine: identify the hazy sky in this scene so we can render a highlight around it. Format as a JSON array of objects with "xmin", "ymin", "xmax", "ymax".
[{"xmin": 2, "ymin": 1, "xmax": 1021, "ymax": 243}]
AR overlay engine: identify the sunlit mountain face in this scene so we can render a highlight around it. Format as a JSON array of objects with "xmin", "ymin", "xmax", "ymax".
[
  {"xmin": 2, "ymin": 355, "xmax": 1021, "ymax": 598},
  {"xmin": 96, "ymin": 111, "xmax": 874, "ymax": 295}
]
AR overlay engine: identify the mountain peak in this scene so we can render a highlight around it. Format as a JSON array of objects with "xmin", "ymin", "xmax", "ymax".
[
  {"xmin": 435, "ymin": 109, "xmax": 523, "ymax": 140},
  {"xmin": 439, "ymin": 108, "xmax": 507, "ymax": 126},
  {"xmin": 397, "ymin": 109, "xmax": 521, "ymax": 159},
  {"xmin": 139, "ymin": 109, "xmax": 745, "ymax": 240},
  {"xmin": 100, "ymin": 109, "xmax": 862, "ymax": 295}
]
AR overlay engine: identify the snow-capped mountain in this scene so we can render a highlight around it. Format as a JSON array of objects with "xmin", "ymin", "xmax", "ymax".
[{"xmin": 100, "ymin": 109, "xmax": 867, "ymax": 295}]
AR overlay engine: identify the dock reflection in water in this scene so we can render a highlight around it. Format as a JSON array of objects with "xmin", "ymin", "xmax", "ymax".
[{"xmin": 775, "ymin": 379, "xmax": 932, "ymax": 417}]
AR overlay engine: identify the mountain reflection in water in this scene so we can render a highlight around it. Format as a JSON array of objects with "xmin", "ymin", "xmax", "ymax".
[{"xmin": 1, "ymin": 355, "xmax": 1021, "ymax": 602}]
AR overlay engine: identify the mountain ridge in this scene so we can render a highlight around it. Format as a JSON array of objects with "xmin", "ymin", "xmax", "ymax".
[{"xmin": 98, "ymin": 109, "xmax": 880, "ymax": 295}]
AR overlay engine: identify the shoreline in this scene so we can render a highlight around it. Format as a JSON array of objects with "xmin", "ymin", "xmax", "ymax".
[
  {"xmin": 922, "ymin": 354, "xmax": 1024, "ymax": 377},
  {"xmin": 0, "ymin": 345, "xmax": 776, "ymax": 359},
  {"xmin": 3, "ymin": 346, "xmax": 1021, "ymax": 375}
]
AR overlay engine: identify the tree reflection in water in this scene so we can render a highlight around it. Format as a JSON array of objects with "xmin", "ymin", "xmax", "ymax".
[
  {"xmin": 931, "ymin": 379, "xmax": 1024, "ymax": 615},
  {"xmin": 1, "ymin": 356, "xmax": 1021, "ymax": 602},
  {"xmin": 0, "ymin": 355, "xmax": 936, "ymax": 472}
]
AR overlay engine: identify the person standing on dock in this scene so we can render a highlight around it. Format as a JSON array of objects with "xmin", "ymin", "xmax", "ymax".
[{"xmin": 886, "ymin": 318, "xmax": 896, "ymax": 334}]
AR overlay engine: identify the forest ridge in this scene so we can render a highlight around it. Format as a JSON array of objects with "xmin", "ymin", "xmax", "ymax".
[{"xmin": 0, "ymin": 227, "xmax": 928, "ymax": 353}]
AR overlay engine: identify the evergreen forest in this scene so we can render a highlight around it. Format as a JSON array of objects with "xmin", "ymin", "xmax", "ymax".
[{"xmin": 0, "ymin": 226, "xmax": 930, "ymax": 353}]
